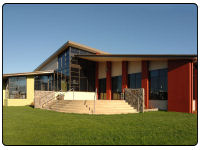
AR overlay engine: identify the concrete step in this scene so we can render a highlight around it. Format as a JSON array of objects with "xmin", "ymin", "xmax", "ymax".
[
  {"xmin": 86, "ymin": 104, "xmax": 130, "ymax": 107},
  {"xmin": 93, "ymin": 109, "xmax": 137, "ymax": 113},
  {"xmin": 51, "ymin": 103, "xmax": 86, "ymax": 107},
  {"xmin": 93, "ymin": 110, "xmax": 138, "ymax": 114},
  {"xmin": 51, "ymin": 105, "xmax": 87, "ymax": 110},
  {"xmin": 43, "ymin": 99, "xmax": 138, "ymax": 115},
  {"xmin": 52, "ymin": 108, "xmax": 88, "ymax": 112},
  {"xmin": 52, "ymin": 109, "xmax": 89, "ymax": 114},
  {"xmin": 93, "ymin": 107, "xmax": 136, "ymax": 110},
  {"xmin": 89, "ymin": 107, "xmax": 134, "ymax": 110}
]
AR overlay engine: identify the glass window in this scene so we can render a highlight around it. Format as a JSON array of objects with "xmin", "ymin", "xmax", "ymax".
[
  {"xmin": 149, "ymin": 68, "xmax": 168, "ymax": 100},
  {"xmin": 34, "ymin": 75, "xmax": 54, "ymax": 91},
  {"xmin": 112, "ymin": 76, "xmax": 122, "ymax": 93},
  {"xmin": 99, "ymin": 78, "xmax": 106, "ymax": 93},
  {"xmin": 58, "ymin": 57, "xmax": 62, "ymax": 71},
  {"xmin": 9, "ymin": 76, "xmax": 26, "ymax": 99},
  {"xmin": 41, "ymin": 76, "xmax": 48, "ymax": 91},
  {"xmin": 128, "ymin": 73, "xmax": 141, "ymax": 89},
  {"xmin": 98, "ymin": 78, "xmax": 106, "ymax": 99},
  {"xmin": 62, "ymin": 52, "xmax": 66, "ymax": 69}
]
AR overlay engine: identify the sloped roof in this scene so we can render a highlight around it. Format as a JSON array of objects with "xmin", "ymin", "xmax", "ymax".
[
  {"xmin": 3, "ymin": 71, "xmax": 54, "ymax": 78},
  {"xmin": 34, "ymin": 41, "xmax": 108, "ymax": 71}
]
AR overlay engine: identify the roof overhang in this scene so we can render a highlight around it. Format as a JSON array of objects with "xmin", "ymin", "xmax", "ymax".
[
  {"xmin": 77, "ymin": 54, "xmax": 197, "ymax": 62},
  {"xmin": 3, "ymin": 70, "xmax": 54, "ymax": 78},
  {"xmin": 34, "ymin": 41, "xmax": 109, "ymax": 71}
]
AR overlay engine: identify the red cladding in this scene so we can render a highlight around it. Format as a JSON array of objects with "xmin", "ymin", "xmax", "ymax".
[
  {"xmin": 122, "ymin": 61, "xmax": 128, "ymax": 92},
  {"xmin": 141, "ymin": 61, "xmax": 149, "ymax": 109},
  {"xmin": 195, "ymin": 67, "xmax": 198, "ymax": 111},
  {"xmin": 95, "ymin": 62, "xmax": 99, "ymax": 100},
  {"xmin": 106, "ymin": 61, "xmax": 112, "ymax": 100},
  {"xmin": 168, "ymin": 60, "xmax": 193, "ymax": 113}
]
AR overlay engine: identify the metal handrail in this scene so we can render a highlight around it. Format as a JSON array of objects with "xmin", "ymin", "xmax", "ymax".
[
  {"xmin": 42, "ymin": 90, "xmax": 66, "ymax": 108},
  {"xmin": 42, "ymin": 95, "xmax": 56, "ymax": 108},
  {"xmin": 39, "ymin": 90, "xmax": 63, "ymax": 108}
]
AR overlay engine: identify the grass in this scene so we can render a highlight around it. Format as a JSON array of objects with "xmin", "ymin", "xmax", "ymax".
[{"xmin": 3, "ymin": 106, "xmax": 197, "ymax": 145}]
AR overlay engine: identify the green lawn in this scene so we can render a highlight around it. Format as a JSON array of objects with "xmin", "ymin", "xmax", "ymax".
[{"xmin": 3, "ymin": 106, "xmax": 197, "ymax": 145}]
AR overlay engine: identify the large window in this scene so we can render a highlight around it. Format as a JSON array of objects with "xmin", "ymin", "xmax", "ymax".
[
  {"xmin": 128, "ymin": 72, "xmax": 141, "ymax": 89},
  {"xmin": 57, "ymin": 48, "xmax": 70, "ymax": 91},
  {"xmin": 9, "ymin": 76, "xmax": 26, "ymax": 99},
  {"xmin": 70, "ymin": 47, "xmax": 95, "ymax": 91},
  {"xmin": 112, "ymin": 76, "xmax": 122, "ymax": 99},
  {"xmin": 34, "ymin": 75, "xmax": 53, "ymax": 91},
  {"xmin": 149, "ymin": 68, "xmax": 168, "ymax": 100}
]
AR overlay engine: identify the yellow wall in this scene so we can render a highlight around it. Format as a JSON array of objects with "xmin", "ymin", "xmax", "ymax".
[
  {"xmin": 4, "ymin": 76, "xmax": 35, "ymax": 106},
  {"xmin": 3, "ymin": 79, "xmax": 6, "ymax": 106}
]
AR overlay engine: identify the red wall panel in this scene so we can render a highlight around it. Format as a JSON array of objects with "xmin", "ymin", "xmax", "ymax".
[
  {"xmin": 142, "ymin": 61, "xmax": 149, "ymax": 109},
  {"xmin": 168, "ymin": 60, "xmax": 193, "ymax": 113},
  {"xmin": 195, "ymin": 67, "xmax": 198, "ymax": 111}
]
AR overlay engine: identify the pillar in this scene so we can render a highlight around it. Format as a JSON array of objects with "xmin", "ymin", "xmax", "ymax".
[
  {"xmin": 106, "ymin": 61, "xmax": 112, "ymax": 100},
  {"xmin": 142, "ymin": 61, "xmax": 149, "ymax": 109},
  {"xmin": 122, "ymin": 61, "xmax": 128, "ymax": 92}
]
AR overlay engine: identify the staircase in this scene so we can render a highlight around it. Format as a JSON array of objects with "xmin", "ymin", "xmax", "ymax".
[
  {"xmin": 85, "ymin": 100, "xmax": 138, "ymax": 114},
  {"xmin": 45, "ymin": 100, "xmax": 89, "ymax": 114},
  {"xmin": 44, "ymin": 100, "xmax": 137, "ymax": 114}
]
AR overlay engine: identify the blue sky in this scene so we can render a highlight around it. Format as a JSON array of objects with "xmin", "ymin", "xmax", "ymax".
[{"xmin": 3, "ymin": 4, "xmax": 197, "ymax": 74}]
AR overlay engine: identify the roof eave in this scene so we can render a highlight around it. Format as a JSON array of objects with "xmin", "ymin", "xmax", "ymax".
[{"xmin": 34, "ymin": 41, "xmax": 108, "ymax": 71}]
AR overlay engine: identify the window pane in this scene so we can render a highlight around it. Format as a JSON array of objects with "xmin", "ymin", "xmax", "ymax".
[
  {"xmin": 149, "ymin": 69, "xmax": 168, "ymax": 100},
  {"xmin": 136, "ymin": 73, "xmax": 141, "ymax": 88},
  {"xmin": 9, "ymin": 76, "xmax": 26, "ymax": 99},
  {"xmin": 128, "ymin": 73, "xmax": 141, "ymax": 89}
]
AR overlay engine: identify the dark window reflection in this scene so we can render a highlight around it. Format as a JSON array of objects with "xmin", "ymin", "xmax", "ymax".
[
  {"xmin": 98, "ymin": 78, "xmax": 106, "ymax": 99},
  {"xmin": 149, "ymin": 68, "xmax": 168, "ymax": 100},
  {"xmin": 112, "ymin": 76, "xmax": 122, "ymax": 100},
  {"xmin": 128, "ymin": 72, "xmax": 141, "ymax": 89}
]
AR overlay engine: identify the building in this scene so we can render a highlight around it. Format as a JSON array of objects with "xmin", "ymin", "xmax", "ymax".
[{"xmin": 3, "ymin": 41, "xmax": 198, "ymax": 113}]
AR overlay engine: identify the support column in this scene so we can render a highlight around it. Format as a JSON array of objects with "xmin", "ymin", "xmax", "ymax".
[
  {"xmin": 142, "ymin": 61, "xmax": 149, "ymax": 109},
  {"xmin": 195, "ymin": 66, "xmax": 198, "ymax": 111},
  {"xmin": 106, "ymin": 61, "xmax": 112, "ymax": 100},
  {"xmin": 122, "ymin": 61, "xmax": 128, "ymax": 92},
  {"xmin": 189, "ymin": 62, "xmax": 193, "ymax": 113},
  {"xmin": 95, "ymin": 62, "xmax": 99, "ymax": 100}
]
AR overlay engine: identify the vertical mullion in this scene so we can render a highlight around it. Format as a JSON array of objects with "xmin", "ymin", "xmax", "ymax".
[{"xmin": 69, "ymin": 47, "xmax": 71, "ymax": 90}]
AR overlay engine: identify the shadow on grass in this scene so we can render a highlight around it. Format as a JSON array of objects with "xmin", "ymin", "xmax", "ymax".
[{"xmin": 28, "ymin": 105, "xmax": 34, "ymax": 109}]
